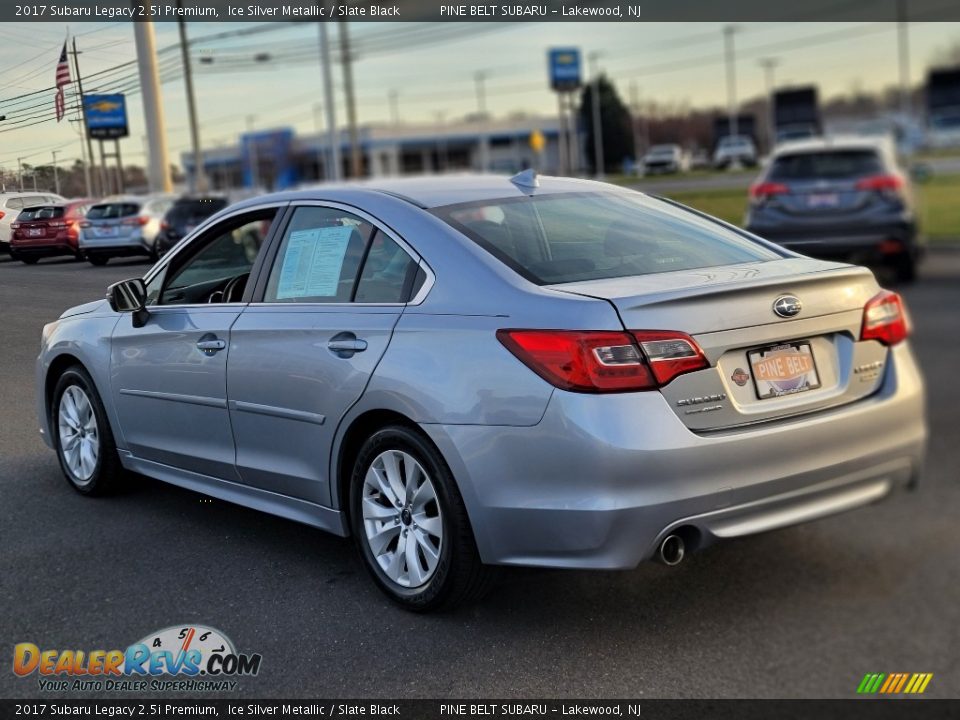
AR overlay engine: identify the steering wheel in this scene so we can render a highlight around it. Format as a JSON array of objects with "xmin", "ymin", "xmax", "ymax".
[{"xmin": 221, "ymin": 273, "xmax": 249, "ymax": 303}]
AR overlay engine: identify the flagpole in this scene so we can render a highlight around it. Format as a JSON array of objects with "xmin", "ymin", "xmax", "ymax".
[{"xmin": 68, "ymin": 36, "xmax": 96, "ymax": 197}]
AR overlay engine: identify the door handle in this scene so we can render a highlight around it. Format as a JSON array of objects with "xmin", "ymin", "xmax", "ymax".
[
  {"xmin": 196, "ymin": 334, "xmax": 227, "ymax": 355},
  {"xmin": 327, "ymin": 332, "xmax": 368, "ymax": 358}
]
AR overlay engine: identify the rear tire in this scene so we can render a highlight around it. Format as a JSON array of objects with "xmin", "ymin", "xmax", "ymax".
[
  {"xmin": 87, "ymin": 255, "xmax": 109, "ymax": 266},
  {"xmin": 51, "ymin": 366, "xmax": 123, "ymax": 496},
  {"xmin": 21, "ymin": 256, "xmax": 39, "ymax": 265},
  {"xmin": 349, "ymin": 425, "xmax": 493, "ymax": 612},
  {"xmin": 893, "ymin": 251, "xmax": 917, "ymax": 284}
]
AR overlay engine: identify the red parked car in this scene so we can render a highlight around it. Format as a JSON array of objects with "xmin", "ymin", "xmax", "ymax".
[{"xmin": 9, "ymin": 200, "xmax": 95, "ymax": 264}]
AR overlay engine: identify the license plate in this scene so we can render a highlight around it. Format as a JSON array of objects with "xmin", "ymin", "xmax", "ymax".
[
  {"xmin": 95, "ymin": 226, "xmax": 117, "ymax": 237},
  {"xmin": 28, "ymin": 228, "xmax": 44, "ymax": 237},
  {"xmin": 807, "ymin": 193, "xmax": 839, "ymax": 208},
  {"xmin": 748, "ymin": 341, "xmax": 822, "ymax": 399}
]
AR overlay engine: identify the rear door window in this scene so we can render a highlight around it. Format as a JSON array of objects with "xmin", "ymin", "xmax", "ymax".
[
  {"xmin": 434, "ymin": 192, "xmax": 780, "ymax": 285},
  {"xmin": 86, "ymin": 203, "xmax": 140, "ymax": 220},
  {"xmin": 769, "ymin": 150, "xmax": 883, "ymax": 181}
]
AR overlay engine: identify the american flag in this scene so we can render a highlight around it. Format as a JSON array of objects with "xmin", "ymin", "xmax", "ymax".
[{"xmin": 54, "ymin": 42, "xmax": 71, "ymax": 122}]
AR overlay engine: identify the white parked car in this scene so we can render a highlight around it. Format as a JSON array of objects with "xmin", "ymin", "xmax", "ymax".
[
  {"xmin": 642, "ymin": 144, "xmax": 689, "ymax": 174},
  {"xmin": 713, "ymin": 135, "xmax": 758, "ymax": 169}
]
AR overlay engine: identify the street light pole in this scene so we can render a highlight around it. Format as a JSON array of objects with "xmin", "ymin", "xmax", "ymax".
[
  {"xmin": 897, "ymin": 0, "xmax": 912, "ymax": 121},
  {"xmin": 723, "ymin": 26, "xmax": 740, "ymax": 140},
  {"xmin": 589, "ymin": 51, "xmax": 605, "ymax": 179},
  {"xmin": 758, "ymin": 57, "xmax": 779, "ymax": 153},
  {"xmin": 246, "ymin": 114, "xmax": 259, "ymax": 190},
  {"xmin": 52, "ymin": 150, "xmax": 61, "ymax": 196},
  {"xmin": 17, "ymin": 157, "xmax": 23, "ymax": 191},
  {"xmin": 177, "ymin": 3, "xmax": 208, "ymax": 193}
]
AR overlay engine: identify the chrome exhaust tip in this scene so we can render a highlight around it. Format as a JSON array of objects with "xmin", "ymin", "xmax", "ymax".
[{"xmin": 658, "ymin": 534, "xmax": 685, "ymax": 566}]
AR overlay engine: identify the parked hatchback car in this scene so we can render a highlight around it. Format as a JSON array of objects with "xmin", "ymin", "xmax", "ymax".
[
  {"xmin": 78, "ymin": 195, "xmax": 175, "ymax": 265},
  {"xmin": 9, "ymin": 200, "xmax": 94, "ymax": 263},
  {"xmin": 0, "ymin": 192, "xmax": 66, "ymax": 251},
  {"xmin": 745, "ymin": 137, "xmax": 920, "ymax": 281},
  {"xmin": 155, "ymin": 195, "xmax": 230, "ymax": 256},
  {"xmin": 37, "ymin": 174, "xmax": 926, "ymax": 611}
]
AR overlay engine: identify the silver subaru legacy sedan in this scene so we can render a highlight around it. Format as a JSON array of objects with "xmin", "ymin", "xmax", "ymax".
[{"xmin": 36, "ymin": 173, "xmax": 926, "ymax": 611}]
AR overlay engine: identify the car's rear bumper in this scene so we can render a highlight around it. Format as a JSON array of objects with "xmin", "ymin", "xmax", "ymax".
[
  {"xmin": 10, "ymin": 238, "xmax": 77, "ymax": 257},
  {"xmin": 422, "ymin": 342, "xmax": 925, "ymax": 569},
  {"xmin": 79, "ymin": 236, "xmax": 152, "ymax": 257},
  {"xmin": 748, "ymin": 220, "xmax": 918, "ymax": 258}
]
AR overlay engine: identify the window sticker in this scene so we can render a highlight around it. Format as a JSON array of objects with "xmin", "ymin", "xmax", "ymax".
[{"xmin": 276, "ymin": 226, "xmax": 353, "ymax": 299}]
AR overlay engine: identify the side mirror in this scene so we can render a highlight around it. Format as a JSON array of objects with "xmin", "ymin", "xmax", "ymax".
[{"xmin": 106, "ymin": 278, "xmax": 149, "ymax": 327}]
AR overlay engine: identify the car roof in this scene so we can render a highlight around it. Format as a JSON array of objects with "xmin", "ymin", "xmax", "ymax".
[
  {"xmin": 230, "ymin": 173, "xmax": 624, "ymax": 211},
  {"xmin": 771, "ymin": 135, "xmax": 889, "ymax": 157}
]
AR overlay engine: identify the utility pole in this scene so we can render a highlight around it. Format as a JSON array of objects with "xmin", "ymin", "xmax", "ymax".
[
  {"xmin": 896, "ymin": 0, "xmax": 912, "ymax": 121},
  {"xmin": 17, "ymin": 158, "xmax": 24, "ymax": 191},
  {"xmin": 318, "ymin": 17, "xmax": 341, "ymax": 182},
  {"xmin": 629, "ymin": 82, "xmax": 645, "ymax": 171},
  {"xmin": 177, "ymin": 4, "xmax": 207, "ymax": 193},
  {"xmin": 758, "ymin": 57, "xmax": 779, "ymax": 153},
  {"xmin": 52, "ymin": 150, "xmax": 61, "ymax": 195},
  {"xmin": 68, "ymin": 38, "xmax": 96, "ymax": 197},
  {"xmin": 388, "ymin": 90, "xmax": 399, "ymax": 127},
  {"xmin": 474, "ymin": 70, "xmax": 489, "ymax": 172},
  {"xmin": 133, "ymin": 22, "xmax": 172, "ymax": 193},
  {"xmin": 338, "ymin": 21, "xmax": 362, "ymax": 178},
  {"xmin": 723, "ymin": 26, "xmax": 740, "ymax": 140},
  {"xmin": 588, "ymin": 51, "xmax": 605, "ymax": 179}
]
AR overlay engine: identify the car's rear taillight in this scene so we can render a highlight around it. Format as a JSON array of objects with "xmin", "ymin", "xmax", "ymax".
[
  {"xmin": 856, "ymin": 174, "xmax": 903, "ymax": 192},
  {"xmin": 861, "ymin": 290, "xmax": 909, "ymax": 346},
  {"xmin": 631, "ymin": 330, "xmax": 709, "ymax": 386},
  {"xmin": 749, "ymin": 181, "xmax": 789, "ymax": 205},
  {"xmin": 497, "ymin": 329, "xmax": 708, "ymax": 393},
  {"xmin": 50, "ymin": 221, "xmax": 67, "ymax": 229},
  {"xmin": 0, "ymin": 211, "xmax": 5, "ymax": 220},
  {"xmin": 121, "ymin": 216, "xmax": 149, "ymax": 226}
]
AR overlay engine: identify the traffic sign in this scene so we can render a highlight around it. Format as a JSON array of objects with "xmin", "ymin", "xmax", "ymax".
[{"xmin": 548, "ymin": 48, "xmax": 581, "ymax": 92}]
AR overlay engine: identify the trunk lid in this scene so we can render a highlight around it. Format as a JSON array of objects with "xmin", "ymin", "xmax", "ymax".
[{"xmin": 549, "ymin": 258, "xmax": 888, "ymax": 431}]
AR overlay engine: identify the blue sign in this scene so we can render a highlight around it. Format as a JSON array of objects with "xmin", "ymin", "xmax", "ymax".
[
  {"xmin": 548, "ymin": 48, "xmax": 581, "ymax": 92},
  {"xmin": 84, "ymin": 94, "xmax": 128, "ymax": 139}
]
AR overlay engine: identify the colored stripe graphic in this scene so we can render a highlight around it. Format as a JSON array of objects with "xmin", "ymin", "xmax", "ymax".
[{"xmin": 857, "ymin": 672, "xmax": 932, "ymax": 694}]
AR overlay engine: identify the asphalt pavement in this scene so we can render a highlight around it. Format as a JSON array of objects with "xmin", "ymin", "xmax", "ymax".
[{"xmin": 1, "ymin": 252, "xmax": 958, "ymax": 699}]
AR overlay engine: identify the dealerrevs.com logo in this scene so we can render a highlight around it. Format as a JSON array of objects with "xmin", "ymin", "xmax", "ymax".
[{"xmin": 13, "ymin": 625, "xmax": 262, "ymax": 692}]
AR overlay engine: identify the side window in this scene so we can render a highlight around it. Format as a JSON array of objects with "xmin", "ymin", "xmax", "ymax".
[
  {"xmin": 147, "ymin": 210, "xmax": 276, "ymax": 306},
  {"xmin": 264, "ymin": 206, "xmax": 375, "ymax": 303},
  {"xmin": 7, "ymin": 198, "xmax": 22, "ymax": 210},
  {"xmin": 354, "ymin": 234, "xmax": 420, "ymax": 304}
]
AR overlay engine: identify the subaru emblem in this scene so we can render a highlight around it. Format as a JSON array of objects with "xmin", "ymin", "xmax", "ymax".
[{"xmin": 773, "ymin": 295, "xmax": 802, "ymax": 318}]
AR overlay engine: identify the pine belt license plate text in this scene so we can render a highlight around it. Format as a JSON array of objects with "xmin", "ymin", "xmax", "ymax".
[
  {"xmin": 748, "ymin": 341, "xmax": 822, "ymax": 399},
  {"xmin": 807, "ymin": 193, "xmax": 839, "ymax": 208}
]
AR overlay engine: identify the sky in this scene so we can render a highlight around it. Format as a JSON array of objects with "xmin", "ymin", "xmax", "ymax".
[{"xmin": 1, "ymin": 20, "xmax": 959, "ymax": 172}]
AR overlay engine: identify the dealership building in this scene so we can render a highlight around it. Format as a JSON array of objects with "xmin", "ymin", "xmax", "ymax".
[{"xmin": 182, "ymin": 116, "xmax": 567, "ymax": 191}]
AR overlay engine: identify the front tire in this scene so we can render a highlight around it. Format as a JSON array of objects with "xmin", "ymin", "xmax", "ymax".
[
  {"xmin": 51, "ymin": 367, "xmax": 123, "ymax": 496},
  {"xmin": 349, "ymin": 425, "xmax": 492, "ymax": 611}
]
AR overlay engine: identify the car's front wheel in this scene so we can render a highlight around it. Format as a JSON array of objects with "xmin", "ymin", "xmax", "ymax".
[
  {"xmin": 52, "ymin": 367, "xmax": 123, "ymax": 495},
  {"xmin": 349, "ymin": 425, "xmax": 492, "ymax": 611}
]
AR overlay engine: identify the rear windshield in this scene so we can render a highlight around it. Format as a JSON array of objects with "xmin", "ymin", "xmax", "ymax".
[
  {"xmin": 166, "ymin": 198, "xmax": 228, "ymax": 225},
  {"xmin": 18, "ymin": 206, "xmax": 64, "ymax": 221},
  {"xmin": 433, "ymin": 192, "xmax": 781, "ymax": 285},
  {"xmin": 86, "ymin": 202, "xmax": 140, "ymax": 220},
  {"xmin": 769, "ymin": 150, "xmax": 883, "ymax": 181}
]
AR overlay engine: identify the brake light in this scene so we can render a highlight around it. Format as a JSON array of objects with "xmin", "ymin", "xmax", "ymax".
[
  {"xmin": 861, "ymin": 290, "xmax": 909, "ymax": 346},
  {"xmin": 631, "ymin": 330, "xmax": 709, "ymax": 386},
  {"xmin": 0, "ymin": 212, "xmax": 5, "ymax": 220},
  {"xmin": 121, "ymin": 216, "xmax": 149, "ymax": 226},
  {"xmin": 749, "ymin": 181, "xmax": 789, "ymax": 204},
  {"xmin": 50, "ymin": 221, "xmax": 67, "ymax": 229},
  {"xmin": 497, "ymin": 329, "xmax": 708, "ymax": 393},
  {"xmin": 856, "ymin": 174, "xmax": 903, "ymax": 193}
]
